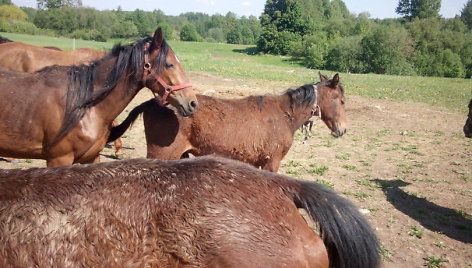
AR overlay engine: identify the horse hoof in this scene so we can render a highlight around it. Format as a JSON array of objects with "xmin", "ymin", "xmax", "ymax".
[
  {"xmin": 10, "ymin": 159, "xmax": 21, "ymax": 164},
  {"xmin": 115, "ymin": 154, "xmax": 125, "ymax": 160}
]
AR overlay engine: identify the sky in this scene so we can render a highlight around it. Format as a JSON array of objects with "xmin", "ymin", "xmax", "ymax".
[{"xmin": 11, "ymin": 0, "xmax": 469, "ymax": 19}]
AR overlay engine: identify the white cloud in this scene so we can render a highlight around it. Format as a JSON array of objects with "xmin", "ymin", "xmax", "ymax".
[{"xmin": 242, "ymin": 1, "xmax": 251, "ymax": 7}]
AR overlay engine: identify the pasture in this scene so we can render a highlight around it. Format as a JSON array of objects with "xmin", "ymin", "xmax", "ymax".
[{"xmin": 1, "ymin": 33, "xmax": 471, "ymax": 267}]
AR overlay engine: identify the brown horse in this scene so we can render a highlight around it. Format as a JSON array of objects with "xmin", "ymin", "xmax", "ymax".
[
  {"xmin": 0, "ymin": 41, "xmax": 124, "ymax": 159},
  {"xmin": 464, "ymin": 99, "xmax": 472, "ymax": 138},
  {"xmin": 109, "ymin": 73, "xmax": 346, "ymax": 172},
  {"xmin": 0, "ymin": 156, "xmax": 380, "ymax": 268},
  {"xmin": 0, "ymin": 42, "xmax": 106, "ymax": 72},
  {"xmin": 0, "ymin": 28, "xmax": 198, "ymax": 167},
  {"xmin": 0, "ymin": 36, "xmax": 13, "ymax": 44}
]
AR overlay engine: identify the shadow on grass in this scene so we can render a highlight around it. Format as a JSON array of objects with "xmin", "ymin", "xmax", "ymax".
[
  {"xmin": 373, "ymin": 179, "xmax": 472, "ymax": 243},
  {"xmin": 232, "ymin": 47, "xmax": 306, "ymax": 67},
  {"xmin": 232, "ymin": 47, "xmax": 258, "ymax": 55}
]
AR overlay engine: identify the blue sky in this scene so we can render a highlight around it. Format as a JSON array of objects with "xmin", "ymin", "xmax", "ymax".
[{"xmin": 12, "ymin": 0, "xmax": 469, "ymax": 19}]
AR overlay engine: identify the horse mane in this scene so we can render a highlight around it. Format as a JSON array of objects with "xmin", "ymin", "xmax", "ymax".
[
  {"xmin": 53, "ymin": 37, "xmax": 170, "ymax": 143},
  {"xmin": 285, "ymin": 83, "xmax": 317, "ymax": 109}
]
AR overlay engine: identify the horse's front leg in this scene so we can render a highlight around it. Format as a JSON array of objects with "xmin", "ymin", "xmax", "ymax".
[{"xmin": 262, "ymin": 157, "xmax": 282, "ymax": 172}]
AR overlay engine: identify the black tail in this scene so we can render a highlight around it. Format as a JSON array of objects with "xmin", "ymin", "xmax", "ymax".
[
  {"xmin": 107, "ymin": 99, "xmax": 154, "ymax": 143},
  {"xmin": 291, "ymin": 180, "xmax": 380, "ymax": 268}
]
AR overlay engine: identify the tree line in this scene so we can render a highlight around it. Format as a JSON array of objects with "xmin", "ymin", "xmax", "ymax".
[{"xmin": 0, "ymin": 0, "xmax": 471, "ymax": 78}]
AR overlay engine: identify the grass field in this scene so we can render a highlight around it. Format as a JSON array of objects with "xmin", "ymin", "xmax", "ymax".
[{"xmin": 2, "ymin": 32, "xmax": 471, "ymax": 113}]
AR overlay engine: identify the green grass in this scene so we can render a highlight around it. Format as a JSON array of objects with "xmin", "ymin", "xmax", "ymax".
[{"xmin": 2, "ymin": 32, "xmax": 470, "ymax": 113}]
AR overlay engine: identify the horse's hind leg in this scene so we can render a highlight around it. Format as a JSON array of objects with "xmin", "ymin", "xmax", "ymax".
[{"xmin": 114, "ymin": 138, "xmax": 124, "ymax": 159}]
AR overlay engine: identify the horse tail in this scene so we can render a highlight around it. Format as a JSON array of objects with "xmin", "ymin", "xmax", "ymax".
[
  {"xmin": 287, "ymin": 179, "xmax": 380, "ymax": 268},
  {"xmin": 107, "ymin": 99, "xmax": 154, "ymax": 143}
]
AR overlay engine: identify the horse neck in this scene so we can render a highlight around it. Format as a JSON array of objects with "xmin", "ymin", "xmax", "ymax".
[
  {"xmin": 277, "ymin": 94, "xmax": 314, "ymax": 133},
  {"xmin": 90, "ymin": 56, "xmax": 143, "ymax": 123}
]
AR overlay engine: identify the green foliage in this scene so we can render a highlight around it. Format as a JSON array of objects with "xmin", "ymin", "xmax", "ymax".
[
  {"xmin": 360, "ymin": 25, "xmax": 416, "ymax": 75},
  {"xmin": 0, "ymin": 5, "xmax": 28, "ymax": 22},
  {"xmin": 461, "ymin": 0, "xmax": 472, "ymax": 29},
  {"xmin": 326, "ymin": 36, "xmax": 364, "ymax": 73},
  {"xmin": 258, "ymin": 0, "xmax": 308, "ymax": 54},
  {"xmin": 180, "ymin": 24, "xmax": 201, "ymax": 42},
  {"xmin": 396, "ymin": 0, "xmax": 441, "ymax": 19},
  {"xmin": 37, "ymin": 0, "xmax": 82, "ymax": 10},
  {"xmin": 0, "ymin": 0, "xmax": 12, "ymax": 5}
]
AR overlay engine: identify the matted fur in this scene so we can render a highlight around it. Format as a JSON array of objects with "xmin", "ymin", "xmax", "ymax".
[{"xmin": 0, "ymin": 157, "xmax": 380, "ymax": 268}]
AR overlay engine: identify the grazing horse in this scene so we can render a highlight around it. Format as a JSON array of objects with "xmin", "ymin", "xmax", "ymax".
[
  {"xmin": 109, "ymin": 73, "xmax": 346, "ymax": 172},
  {"xmin": 0, "ymin": 156, "xmax": 380, "ymax": 268},
  {"xmin": 0, "ymin": 28, "xmax": 198, "ymax": 167},
  {"xmin": 0, "ymin": 42, "xmax": 105, "ymax": 72},
  {"xmin": 464, "ymin": 99, "xmax": 472, "ymax": 138}
]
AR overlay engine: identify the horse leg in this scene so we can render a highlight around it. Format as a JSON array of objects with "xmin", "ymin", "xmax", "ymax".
[
  {"xmin": 113, "ymin": 138, "xmax": 124, "ymax": 159},
  {"xmin": 262, "ymin": 157, "xmax": 282, "ymax": 172},
  {"xmin": 111, "ymin": 120, "xmax": 125, "ymax": 159},
  {"xmin": 46, "ymin": 154, "xmax": 74, "ymax": 167}
]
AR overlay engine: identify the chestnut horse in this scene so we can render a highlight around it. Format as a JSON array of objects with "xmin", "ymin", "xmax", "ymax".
[
  {"xmin": 0, "ymin": 156, "xmax": 380, "ymax": 268},
  {"xmin": 0, "ymin": 42, "xmax": 105, "ymax": 72},
  {"xmin": 0, "ymin": 28, "xmax": 198, "ymax": 167},
  {"xmin": 0, "ymin": 41, "xmax": 124, "ymax": 159},
  {"xmin": 464, "ymin": 99, "xmax": 472, "ymax": 138},
  {"xmin": 109, "ymin": 73, "xmax": 346, "ymax": 172}
]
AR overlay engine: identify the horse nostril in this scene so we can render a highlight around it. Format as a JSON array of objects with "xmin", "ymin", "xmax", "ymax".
[{"xmin": 190, "ymin": 100, "xmax": 198, "ymax": 109}]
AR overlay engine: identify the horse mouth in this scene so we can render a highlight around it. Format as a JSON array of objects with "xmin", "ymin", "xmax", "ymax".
[{"xmin": 177, "ymin": 104, "xmax": 193, "ymax": 117}]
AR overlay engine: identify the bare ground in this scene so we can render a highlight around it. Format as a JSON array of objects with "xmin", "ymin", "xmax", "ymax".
[{"xmin": 1, "ymin": 72, "xmax": 471, "ymax": 268}]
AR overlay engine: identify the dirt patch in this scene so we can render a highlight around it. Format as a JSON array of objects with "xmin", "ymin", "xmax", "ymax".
[{"xmin": 1, "ymin": 71, "xmax": 471, "ymax": 267}]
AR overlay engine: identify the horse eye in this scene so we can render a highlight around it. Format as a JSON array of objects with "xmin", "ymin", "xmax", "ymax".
[{"xmin": 165, "ymin": 63, "xmax": 174, "ymax": 68}]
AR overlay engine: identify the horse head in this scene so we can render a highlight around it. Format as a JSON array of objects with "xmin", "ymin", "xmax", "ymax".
[
  {"xmin": 316, "ymin": 72, "xmax": 347, "ymax": 137},
  {"xmin": 142, "ymin": 28, "xmax": 198, "ymax": 117}
]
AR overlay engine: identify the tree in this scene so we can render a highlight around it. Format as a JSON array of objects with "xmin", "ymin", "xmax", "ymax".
[
  {"xmin": 257, "ymin": 0, "xmax": 309, "ymax": 54},
  {"xmin": 37, "ymin": 0, "xmax": 82, "ymax": 9},
  {"xmin": 180, "ymin": 24, "xmax": 201, "ymax": 41},
  {"xmin": 461, "ymin": 0, "xmax": 472, "ymax": 29},
  {"xmin": 0, "ymin": 0, "xmax": 12, "ymax": 5},
  {"xmin": 0, "ymin": 5, "xmax": 27, "ymax": 22},
  {"xmin": 396, "ymin": 0, "xmax": 440, "ymax": 19}
]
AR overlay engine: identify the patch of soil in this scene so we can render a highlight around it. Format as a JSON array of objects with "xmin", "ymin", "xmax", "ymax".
[{"xmin": 1, "ymin": 71, "xmax": 471, "ymax": 267}]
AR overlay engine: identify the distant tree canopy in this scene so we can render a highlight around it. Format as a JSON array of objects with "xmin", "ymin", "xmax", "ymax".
[
  {"xmin": 0, "ymin": 0, "xmax": 12, "ymax": 5},
  {"xmin": 396, "ymin": 0, "xmax": 441, "ymax": 19},
  {"xmin": 37, "ymin": 0, "xmax": 82, "ymax": 10},
  {"xmin": 461, "ymin": 0, "xmax": 472, "ymax": 29}
]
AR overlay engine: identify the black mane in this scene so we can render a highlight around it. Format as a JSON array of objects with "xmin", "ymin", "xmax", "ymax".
[
  {"xmin": 285, "ymin": 83, "xmax": 317, "ymax": 109},
  {"xmin": 53, "ymin": 37, "xmax": 170, "ymax": 143}
]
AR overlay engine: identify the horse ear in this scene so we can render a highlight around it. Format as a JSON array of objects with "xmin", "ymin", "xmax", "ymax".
[
  {"xmin": 330, "ymin": 73, "xmax": 340, "ymax": 88},
  {"xmin": 319, "ymin": 72, "xmax": 328, "ymax": 82},
  {"xmin": 152, "ymin": 28, "xmax": 164, "ymax": 48}
]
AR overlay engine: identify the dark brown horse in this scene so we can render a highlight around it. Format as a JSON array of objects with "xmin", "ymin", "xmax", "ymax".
[
  {"xmin": 109, "ymin": 73, "xmax": 346, "ymax": 172},
  {"xmin": 0, "ymin": 28, "xmax": 198, "ymax": 167},
  {"xmin": 0, "ymin": 41, "xmax": 124, "ymax": 159},
  {"xmin": 0, "ymin": 36, "xmax": 13, "ymax": 44},
  {"xmin": 0, "ymin": 156, "xmax": 380, "ymax": 268},
  {"xmin": 464, "ymin": 99, "xmax": 472, "ymax": 138}
]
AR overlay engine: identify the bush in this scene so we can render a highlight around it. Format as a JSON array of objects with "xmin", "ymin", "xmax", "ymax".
[
  {"xmin": 326, "ymin": 36, "xmax": 364, "ymax": 73},
  {"xmin": 180, "ymin": 24, "xmax": 201, "ymax": 41},
  {"xmin": 69, "ymin": 29, "xmax": 106, "ymax": 42},
  {"xmin": 0, "ymin": 21, "xmax": 42, "ymax": 35}
]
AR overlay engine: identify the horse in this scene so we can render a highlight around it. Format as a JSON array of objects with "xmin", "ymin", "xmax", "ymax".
[
  {"xmin": 0, "ymin": 27, "xmax": 198, "ymax": 167},
  {"xmin": 0, "ymin": 41, "xmax": 124, "ymax": 160},
  {"xmin": 301, "ymin": 105, "xmax": 321, "ymax": 141},
  {"xmin": 0, "ymin": 36, "xmax": 12, "ymax": 44},
  {"xmin": 0, "ymin": 42, "xmax": 106, "ymax": 72},
  {"xmin": 109, "ymin": 73, "xmax": 346, "ymax": 172},
  {"xmin": 0, "ymin": 156, "xmax": 380, "ymax": 268},
  {"xmin": 464, "ymin": 99, "xmax": 472, "ymax": 138}
]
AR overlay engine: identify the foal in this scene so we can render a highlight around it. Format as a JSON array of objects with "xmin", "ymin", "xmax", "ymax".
[
  {"xmin": 109, "ymin": 73, "xmax": 347, "ymax": 172},
  {"xmin": 0, "ymin": 157, "xmax": 380, "ymax": 268}
]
